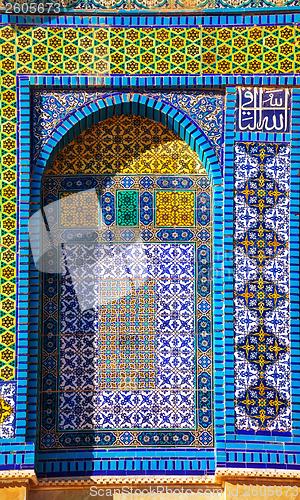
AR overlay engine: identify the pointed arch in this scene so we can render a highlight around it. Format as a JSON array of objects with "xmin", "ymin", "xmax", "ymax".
[
  {"xmin": 34, "ymin": 93, "xmax": 222, "ymax": 191},
  {"xmin": 25, "ymin": 92, "xmax": 225, "ymax": 465}
]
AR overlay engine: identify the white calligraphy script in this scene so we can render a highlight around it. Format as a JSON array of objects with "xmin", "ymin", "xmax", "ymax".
[{"xmin": 238, "ymin": 87, "xmax": 290, "ymax": 132}]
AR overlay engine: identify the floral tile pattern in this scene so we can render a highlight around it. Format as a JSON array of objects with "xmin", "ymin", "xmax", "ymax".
[
  {"xmin": 234, "ymin": 142, "xmax": 291, "ymax": 433},
  {"xmin": 0, "ymin": 382, "xmax": 15, "ymax": 439},
  {"xmin": 39, "ymin": 115, "xmax": 213, "ymax": 449}
]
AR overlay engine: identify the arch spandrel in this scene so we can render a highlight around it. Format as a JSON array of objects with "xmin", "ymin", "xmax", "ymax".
[{"xmin": 36, "ymin": 94, "xmax": 222, "ymax": 188}]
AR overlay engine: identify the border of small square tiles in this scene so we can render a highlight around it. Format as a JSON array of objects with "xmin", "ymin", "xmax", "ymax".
[
  {"xmin": 222, "ymin": 85, "xmax": 236, "ymax": 448},
  {"xmin": 18, "ymin": 77, "xmax": 36, "ymax": 451},
  {"xmin": 37, "ymin": 454, "xmax": 217, "ymax": 476},
  {"xmin": 26, "ymin": 74, "xmax": 300, "ymax": 89},
  {"xmin": 0, "ymin": 55, "xmax": 299, "ymax": 474},
  {"xmin": 2, "ymin": 13, "xmax": 300, "ymax": 27}
]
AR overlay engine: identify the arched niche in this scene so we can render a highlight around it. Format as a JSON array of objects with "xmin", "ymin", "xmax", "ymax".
[{"xmin": 38, "ymin": 113, "xmax": 215, "ymax": 450}]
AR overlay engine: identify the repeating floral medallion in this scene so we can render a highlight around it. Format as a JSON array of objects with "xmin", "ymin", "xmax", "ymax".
[
  {"xmin": 39, "ymin": 115, "xmax": 213, "ymax": 449},
  {"xmin": 234, "ymin": 142, "xmax": 291, "ymax": 433}
]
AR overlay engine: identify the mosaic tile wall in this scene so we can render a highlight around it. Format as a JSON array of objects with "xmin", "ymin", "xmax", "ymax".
[
  {"xmin": 32, "ymin": 90, "xmax": 224, "ymax": 165},
  {"xmin": 1, "ymin": 24, "xmax": 300, "ymax": 76},
  {"xmin": 0, "ymin": 10, "xmax": 299, "ymax": 477},
  {"xmin": 40, "ymin": 115, "xmax": 213, "ymax": 450},
  {"xmin": 234, "ymin": 142, "xmax": 291, "ymax": 434}
]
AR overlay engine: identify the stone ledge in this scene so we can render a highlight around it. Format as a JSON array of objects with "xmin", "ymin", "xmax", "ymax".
[
  {"xmin": 2, "ymin": 469, "xmax": 300, "ymax": 490},
  {"xmin": 32, "ymin": 469, "xmax": 300, "ymax": 489},
  {"xmin": 34, "ymin": 475, "xmax": 217, "ymax": 489},
  {"xmin": 216, "ymin": 468, "xmax": 300, "ymax": 481},
  {"xmin": 0, "ymin": 470, "xmax": 38, "ymax": 486}
]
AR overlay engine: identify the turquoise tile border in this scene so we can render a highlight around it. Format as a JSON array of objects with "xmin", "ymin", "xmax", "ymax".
[
  {"xmin": 2, "ymin": 13, "xmax": 300, "ymax": 27},
  {"xmin": 223, "ymin": 85, "xmax": 236, "ymax": 443},
  {"xmin": 16, "ymin": 77, "xmax": 223, "ymax": 475},
  {"xmin": 1, "ymin": 69, "xmax": 300, "ymax": 474}
]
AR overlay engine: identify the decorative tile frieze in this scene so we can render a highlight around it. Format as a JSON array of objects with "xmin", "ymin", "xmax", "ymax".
[
  {"xmin": 1, "ymin": 0, "xmax": 298, "ymax": 12},
  {"xmin": 7, "ymin": 25, "xmax": 300, "ymax": 77}
]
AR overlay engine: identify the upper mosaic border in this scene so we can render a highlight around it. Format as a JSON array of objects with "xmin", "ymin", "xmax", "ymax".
[
  {"xmin": 1, "ymin": 0, "xmax": 300, "ymax": 13},
  {"xmin": 1, "ymin": 24, "xmax": 300, "ymax": 76}
]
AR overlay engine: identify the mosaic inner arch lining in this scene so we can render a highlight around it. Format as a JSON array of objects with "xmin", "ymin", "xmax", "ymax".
[{"xmin": 40, "ymin": 115, "xmax": 213, "ymax": 449}]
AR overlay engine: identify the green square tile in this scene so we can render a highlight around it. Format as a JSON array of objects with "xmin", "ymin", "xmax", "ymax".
[{"xmin": 117, "ymin": 190, "xmax": 138, "ymax": 226}]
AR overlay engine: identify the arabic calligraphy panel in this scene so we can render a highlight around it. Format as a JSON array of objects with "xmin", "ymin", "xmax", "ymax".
[{"xmin": 236, "ymin": 88, "xmax": 291, "ymax": 133}]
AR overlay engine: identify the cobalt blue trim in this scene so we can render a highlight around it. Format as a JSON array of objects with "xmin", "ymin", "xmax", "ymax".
[
  {"xmin": 4, "ymin": 70, "xmax": 299, "ymax": 476},
  {"xmin": 17, "ymin": 79, "xmax": 224, "ymax": 475},
  {"xmin": 2, "ymin": 12, "xmax": 300, "ymax": 26}
]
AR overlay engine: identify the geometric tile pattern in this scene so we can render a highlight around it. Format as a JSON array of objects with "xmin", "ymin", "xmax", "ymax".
[
  {"xmin": 156, "ymin": 191, "xmax": 195, "ymax": 227},
  {"xmin": 16, "ymin": 26, "xmax": 109, "ymax": 75},
  {"xmin": 201, "ymin": 26, "xmax": 297, "ymax": 75},
  {"xmin": 3, "ymin": 25, "xmax": 300, "ymax": 77},
  {"xmin": 58, "ymin": 243, "xmax": 197, "ymax": 432},
  {"xmin": 109, "ymin": 26, "xmax": 300, "ymax": 75},
  {"xmin": 98, "ymin": 279, "xmax": 157, "ymax": 391},
  {"xmin": 234, "ymin": 142, "xmax": 291, "ymax": 433},
  {"xmin": 116, "ymin": 190, "xmax": 139, "ymax": 226},
  {"xmin": 41, "ymin": 216, "xmax": 212, "ymax": 446},
  {"xmin": 59, "ymin": 191, "xmax": 100, "ymax": 228},
  {"xmin": 39, "ymin": 116, "xmax": 212, "ymax": 448},
  {"xmin": 47, "ymin": 115, "xmax": 204, "ymax": 176},
  {"xmin": 109, "ymin": 27, "xmax": 202, "ymax": 75}
]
